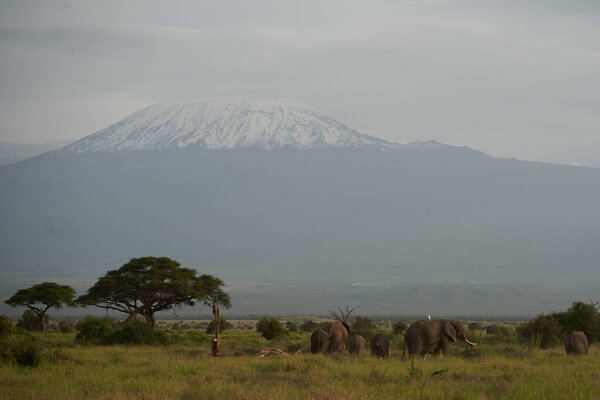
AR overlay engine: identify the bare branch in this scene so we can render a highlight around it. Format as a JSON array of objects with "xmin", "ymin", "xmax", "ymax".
[{"xmin": 328, "ymin": 304, "xmax": 359, "ymax": 323}]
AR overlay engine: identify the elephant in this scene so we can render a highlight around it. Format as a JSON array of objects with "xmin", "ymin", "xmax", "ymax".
[
  {"xmin": 565, "ymin": 331, "xmax": 592, "ymax": 355},
  {"xmin": 349, "ymin": 334, "xmax": 366, "ymax": 355},
  {"xmin": 325, "ymin": 321, "xmax": 350, "ymax": 353},
  {"xmin": 370, "ymin": 333, "xmax": 390, "ymax": 357},
  {"xmin": 404, "ymin": 319, "xmax": 476, "ymax": 357},
  {"xmin": 310, "ymin": 329, "xmax": 330, "ymax": 354}
]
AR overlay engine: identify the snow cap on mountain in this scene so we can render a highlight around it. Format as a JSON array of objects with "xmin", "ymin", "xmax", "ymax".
[{"xmin": 58, "ymin": 97, "xmax": 400, "ymax": 154}]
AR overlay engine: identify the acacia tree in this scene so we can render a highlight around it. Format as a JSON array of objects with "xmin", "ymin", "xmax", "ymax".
[
  {"xmin": 5, "ymin": 282, "xmax": 76, "ymax": 332},
  {"xmin": 77, "ymin": 257, "xmax": 229, "ymax": 328},
  {"xmin": 196, "ymin": 275, "xmax": 232, "ymax": 357}
]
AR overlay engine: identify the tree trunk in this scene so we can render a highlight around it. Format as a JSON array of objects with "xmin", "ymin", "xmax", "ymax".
[
  {"xmin": 125, "ymin": 310, "xmax": 140, "ymax": 323},
  {"xmin": 40, "ymin": 314, "xmax": 47, "ymax": 333},
  {"xmin": 211, "ymin": 299, "xmax": 222, "ymax": 357},
  {"xmin": 145, "ymin": 313, "xmax": 157, "ymax": 329}
]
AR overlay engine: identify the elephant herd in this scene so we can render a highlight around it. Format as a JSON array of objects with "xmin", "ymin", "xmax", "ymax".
[
  {"xmin": 310, "ymin": 319, "xmax": 477, "ymax": 357},
  {"xmin": 310, "ymin": 319, "xmax": 594, "ymax": 357},
  {"xmin": 310, "ymin": 321, "xmax": 392, "ymax": 357}
]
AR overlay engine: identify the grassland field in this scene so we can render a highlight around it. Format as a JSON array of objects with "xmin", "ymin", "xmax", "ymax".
[{"xmin": 1, "ymin": 319, "xmax": 600, "ymax": 400}]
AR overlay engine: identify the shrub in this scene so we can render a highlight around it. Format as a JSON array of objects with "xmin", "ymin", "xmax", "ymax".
[
  {"xmin": 0, "ymin": 314, "xmax": 15, "ymax": 336},
  {"xmin": 16, "ymin": 310, "xmax": 47, "ymax": 332},
  {"xmin": 285, "ymin": 321, "xmax": 298, "ymax": 332},
  {"xmin": 256, "ymin": 316, "xmax": 286, "ymax": 340},
  {"xmin": 299, "ymin": 320, "xmax": 319, "ymax": 332},
  {"xmin": 1, "ymin": 336, "xmax": 43, "ymax": 367},
  {"xmin": 58, "ymin": 321, "xmax": 74, "ymax": 333},
  {"xmin": 104, "ymin": 320, "xmax": 167, "ymax": 345},
  {"xmin": 468, "ymin": 322, "xmax": 483, "ymax": 331},
  {"xmin": 206, "ymin": 319, "xmax": 234, "ymax": 334},
  {"xmin": 552, "ymin": 301, "xmax": 600, "ymax": 339},
  {"xmin": 352, "ymin": 316, "xmax": 377, "ymax": 339},
  {"xmin": 393, "ymin": 321, "xmax": 408, "ymax": 335},
  {"xmin": 516, "ymin": 315, "xmax": 562, "ymax": 348},
  {"xmin": 75, "ymin": 316, "xmax": 115, "ymax": 344}
]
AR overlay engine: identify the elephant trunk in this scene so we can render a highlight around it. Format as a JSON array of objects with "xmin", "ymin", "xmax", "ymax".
[{"xmin": 464, "ymin": 337, "xmax": 476, "ymax": 346}]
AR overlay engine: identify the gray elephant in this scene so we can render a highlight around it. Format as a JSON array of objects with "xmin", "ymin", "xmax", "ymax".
[
  {"xmin": 325, "ymin": 321, "xmax": 350, "ymax": 353},
  {"xmin": 310, "ymin": 329, "xmax": 330, "ymax": 354},
  {"xmin": 404, "ymin": 319, "xmax": 476, "ymax": 356},
  {"xmin": 349, "ymin": 334, "xmax": 366, "ymax": 355},
  {"xmin": 565, "ymin": 330, "xmax": 592, "ymax": 355},
  {"xmin": 370, "ymin": 333, "xmax": 390, "ymax": 357}
]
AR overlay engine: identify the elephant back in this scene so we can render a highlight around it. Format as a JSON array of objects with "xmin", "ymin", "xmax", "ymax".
[
  {"xmin": 565, "ymin": 331, "xmax": 588, "ymax": 355},
  {"xmin": 311, "ymin": 329, "xmax": 330, "ymax": 354},
  {"xmin": 326, "ymin": 322, "xmax": 349, "ymax": 353},
  {"xmin": 349, "ymin": 335, "xmax": 366, "ymax": 355}
]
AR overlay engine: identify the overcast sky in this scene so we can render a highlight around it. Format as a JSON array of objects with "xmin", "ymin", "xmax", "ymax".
[{"xmin": 1, "ymin": 0, "xmax": 599, "ymax": 166}]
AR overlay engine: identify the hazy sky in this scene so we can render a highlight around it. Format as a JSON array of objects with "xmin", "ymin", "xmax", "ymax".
[{"xmin": 1, "ymin": 0, "xmax": 599, "ymax": 166}]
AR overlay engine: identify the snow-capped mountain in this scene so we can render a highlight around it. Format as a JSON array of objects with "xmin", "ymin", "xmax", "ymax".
[{"xmin": 57, "ymin": 98, "xmax": 399, "ymax": 154}]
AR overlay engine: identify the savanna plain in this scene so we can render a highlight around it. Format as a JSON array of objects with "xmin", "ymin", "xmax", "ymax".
[{"xmin": 2, "ymin": 319, "xmax": 600, "ymax": 400}]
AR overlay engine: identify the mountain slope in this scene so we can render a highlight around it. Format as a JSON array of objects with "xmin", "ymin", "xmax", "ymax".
[
  {"xmin": 1, "ymin": 98, "xmax": 599, "ymax": 316},
  {"xmin": 57, "ymin": 98, "xmax": 399, "ymax": 153}
]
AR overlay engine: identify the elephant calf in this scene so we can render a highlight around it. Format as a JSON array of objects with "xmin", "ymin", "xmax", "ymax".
[
  {"xmin": 565, "ymin": 331, "xmax": 592, "ymax": 355},
  {"xmin": 370, "ymin": 333, "xmax": 390, "ymax": 357},
  {"xmin": 349, "ymin": 334, "xmax": 366, "ymax": 355},
  {"xmin": 310, "ymin": 329, "xmax": 330, "ymax": 354}
]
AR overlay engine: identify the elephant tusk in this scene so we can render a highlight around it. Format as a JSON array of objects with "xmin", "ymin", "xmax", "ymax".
[{"xmin": 464, "ymin": 338, "xmax": 477, "ymax": 346}]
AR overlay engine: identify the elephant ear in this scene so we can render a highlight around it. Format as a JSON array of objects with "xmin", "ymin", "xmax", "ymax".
[{"xmin": 443, "ymin": 320, "xmax": 457, "ymax": 342}]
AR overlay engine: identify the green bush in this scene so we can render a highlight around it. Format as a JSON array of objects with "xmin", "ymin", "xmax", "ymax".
[
  {"xmin": 206, "ymin": 318, "xmax": 234, "ymax": 334},
  {"xmin": 468, "ymin": 322, "xmax": 483, "ymax": 331},
  {"xmin": 352, "ymin": 316, "xmax": 377, "ymax": 339},
  {"xmin": 552, "ymin": 302, "xmax": 600, "ymax": 339},
  {"xmin": 75, "ymin": 316, "xmax": 115, "ymax": 344},
  {"xmin": 393, "ymin": 321, "xmax": 408, "ymax": 335},
  {"xmin": 0, "ymin": 314, "xmax": 15, "ymax": 336},
  {"xmin": 256, "ymin": 316, "xmax": 286, "ymax": 340},
  {"xmin": 0, "ymin": 336, "xmax": 43, "ymax": 367},
  {"xmin": 58, "ymin": 321, "xmax": 74, "ymax": 333},
  {"xmin": 16, "ymin": 310, "xmax": 47, "ymax": 332},
  {"xmin": 104, "ymin": 320, "xmax": 167, "ymax": 345},
  {"xmin": 516, "ymin": 316, "xmax": 562, "ymax": 348},
  {"xmin": 299, "ymin": 320, "xmax": 319, "ymax": 332},
  {"xmin": 285, "ymin": 321, "xmax": 299, "ymax": 332}
]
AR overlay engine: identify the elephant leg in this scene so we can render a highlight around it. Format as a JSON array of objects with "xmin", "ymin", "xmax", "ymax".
[{"xmin": 439, "ymin": 337, "xmax": 450, "ymax": 355}]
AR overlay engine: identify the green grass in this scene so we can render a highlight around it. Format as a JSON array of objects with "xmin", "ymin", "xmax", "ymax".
[{"xmin": 2, "ymin": 329, "xmax": 600, "ymax": 399}]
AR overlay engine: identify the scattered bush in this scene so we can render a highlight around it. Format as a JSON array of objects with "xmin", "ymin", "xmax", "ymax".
[
  {"xmin": 105, "ymin": 320, "xmax": 167, "ymax": 345},
  {"xmin": 285, "ymin": 321, "xmax": 298, "ymax": 332},
  {"xmin": 299, "ymin": 320, "xmax": 319, "ymax": 332},
  {"xmin": 392, "ymin": 321, "xmax": 408, "ymax": 335},
  {"xmin": 516, "ymin": 315, "xmax": 562, "ymax": 348},
  {"xmin": 0, "ymin": 314, "xmax": 15, "ymax": 336},
  {"xmin": 351, "ymin": 316, "xmax": 377, "ymax": 339},
  {"xmin": 58, "ymin": 320, "xmax": 74, "ymax": 333},
  {"xmin": 0, "ymin": 336, "xmax": 43, "ymax": 367},
  {"xmin": 206, "ymin": 319, "xmax": 234, "ymax": 334},
  {"xmin": 468, "ymin": 322, "xmax": 483, "ymax": 331},
  {"xmin": 75, "ymin": 316, "xmax": 115, "ymax": 344},
  {"xmin": 256, "ymin": 316, "xmax": 286, "ymax": 340},
  {"xmin": 16, "ymin": 310, "xmax": 47, "ymax": 332},
  {"xmin": 552, "ymin": 301, "xmax": 600, "ymax": 339}
]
